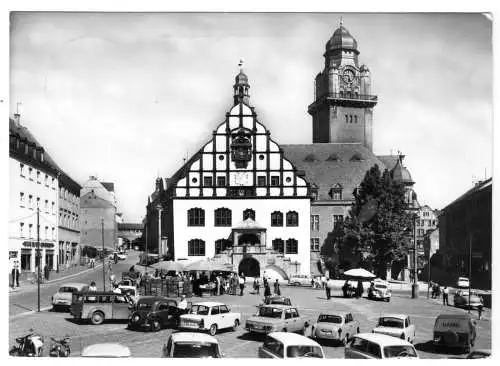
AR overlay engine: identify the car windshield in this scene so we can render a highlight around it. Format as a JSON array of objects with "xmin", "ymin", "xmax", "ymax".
[
  {"xmin": 375, "ymin": 284, "xmax": 387, "ymax": 289},
  {"xmin": 383, "ymin": 345, "xmax": 417, "ymax": 358},
  {"xmin": 190, "ymin": 305, "xmax": 210, "ymax": 315},
  {"xmin": 59, "ymin": 287, "xmax": 77, "ymax": 293},
  {"xmin": 258, "ymin": 307, "xmax": 283, "ymax": 318},
  {"xmin": 286, "ymin": 345, "xmax": 323, "ymax": 358},
  {"xmin": 172, "ymin": 342, "xmax": 219, "ymax": 358},
  {"xmin": 137, "ymin": 302, "xmax": 153, "ymax": 310},
  {"xmin": 378, "ymin": 317, "xmax": 404, "ymax": 328},
  {"xmin": 268, "ymin": 298, "xmax": 286, "ymax": 304},
  {"xmin": 318, "ymin": 315, "xmax": 342, "ymax": 323}
]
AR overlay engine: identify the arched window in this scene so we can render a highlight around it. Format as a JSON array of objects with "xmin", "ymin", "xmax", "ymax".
[
  {"xmin": 187, "ymin": 208, "xmax": 205, "ymax": 226},
  {"xmin": 272, "ymin": 239, "xmax": 284, "ymax": 254},
  {"xmin": 286, "ymin": 211, "xmax": 299, "ymax": 227},
  {"xmin": 243, "ymin": 208, "xmax": 255, "ymax": 221},
  {"xmin": 215, "ymin": 239, "xmax": 231, "ymax": 254},
  {"xmin": 214, "ymin": 208, "xmax": 232, "ymax": 227},
  {"xmin": 188, "ymin": 239, "xmax": 205, "ymax": 256},
  {"xmin": 286, "ymin": 239, "xmax": 298, "ymax": 254},
  {"xmin": 271, "ymin": 211, "xmax": 283, "ymax": 227}
]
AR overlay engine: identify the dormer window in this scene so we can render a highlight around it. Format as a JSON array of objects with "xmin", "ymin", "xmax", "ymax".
[
  {"xmin": 304, "ymin": 154, "xmax": 318, "ymax": 162},
  {"xmin": 350, "ymin": 153, "xmax": 363, "ymax": 161},
  {"xmin": 326, "ymin": 154, "xmax": 340, "ymax": 162},
  {"xmin": 230, "ymin": 130, "xmax": 252, "ymax": 168},
  {"xmin": 329, "ymin": 183, "xmax": 343, "ymax": 200}
]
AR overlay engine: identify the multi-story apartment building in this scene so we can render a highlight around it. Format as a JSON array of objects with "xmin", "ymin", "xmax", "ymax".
[{"xmin": 58, "ymin": 173, "xmax": 82, "ymax": 267}]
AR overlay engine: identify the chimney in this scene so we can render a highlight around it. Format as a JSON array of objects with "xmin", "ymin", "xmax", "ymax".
[{"xmin": 13, "ymin": 113, "xmax": 21, "ymax": 127}]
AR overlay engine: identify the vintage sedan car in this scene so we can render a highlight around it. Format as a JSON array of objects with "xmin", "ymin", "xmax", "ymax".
[
  {"xmin": 259, "ymin": 296, "xmax": 292, "ymax": 307},
  {"xmin": 345, "ymin": 333, "xmax": 419, "ymax": 359},
  {"xmin": 311, "ymin": 312, "xmax": 360, "ymax": 344},
  {"xmin": 179, "ymin": 301, "xmax": 241, "ymax": 336},
  {"xmin": 162, "ymin": 332, "xmax": 223, "ymax": 358},
  {"xmin": 372, "ymin": 314, "xmax": 416, "ymax": 343},
  {"xmin": 246, "ymin": 305, "xmax": 310, "ymax": 335},
  {"xmin": 288, "ymin": 275, "xmax": 313, "ymax": 287},
  {"xmin": 118, "ymin": 285, "xmax": 139, "ymax": 303},
  {"xmin": 71, "ymin": 291, "xmax": 132, "ymax": 325},
  {"xmin": 367, "ymin": 279, "xmax": 392, "ymax": 302},
  {"xmin": 128, "ymin": 296, "xmax": 183, "ymax": 331},
  {"xmin": 457, "ymin": 277, "xmax": 470, "ymax": 288},
  {"xmin": 433, "ymin": 314, "xmax": 476, "ymax": 353},
  {"xmin": 81, "ymin": 343, "xmax": 131, "ymax": 358},
  {"xmin": 453, "ymin": 290, "xmax": 482, "ymax": 309},
  {"xmin": 52, "ymin": 283, "xmax": 89, "ymax": 311},
  {"xmin": 258, "ymin": 332, "xmax": 325, "ymax": 358}
]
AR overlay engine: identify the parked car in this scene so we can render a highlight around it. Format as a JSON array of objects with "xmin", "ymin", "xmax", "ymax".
[
  {"xmin": 288, "ymin": 275, "xmax": 313, "ymax": 287},
  {"xmin": 162, "ymin": 332, "xmax": 223, "ymax": 358},
  {"xmin": 81, "ymin": 343, "xmax": 131, "ymax": 358},
  {"xmin": 345, "ymin": 333, "xmax": 419, "ymax": 359},
  {"xmin": 179, "ymin": 301, "xmax": 241, "ymax": 336},
  {"xmin": 70, "ymin": 291, "xmax": 133, "ymax": 325},
  {"xmin": 258, "ymin": 332, "xmax": 325, "ymax": 358},
  {"xmin": 118, "ymin": 285, "xmax": 139, "ymax": 303},
  {"xmin": 51, "ymin": 283, "xmax": 89, "ymax": 311},
  {"xmin": 367, "ymin": 279, "xmax": 391, "ymax": 302},
  {"xmin": 433, "ymin": 314, "xmax": 476, "ymax": 353},
  {"xmin": 311, "ymin": 312, "xmax": 360, "ymax": 345},
  {"xmin": 453, "ymin": 290, "xmax": 482, "ymax": 309},
  {"xmin": 259, "ymin": 296, "xmax": 292, "ymax": 307},
  {"xmin": 372, "ymin": 314, "xmax": 416, "ymax": 343},
  {"xmin": 457, "ymin": 277, "xmax": 470, "ymax": 288},
  {"xmin": 128, "ymin": 296, "xmax": 183, "ymax": 331},
  {"xmin": 246, "ymin": 305, "xmax": 310, "ymax": 335}
]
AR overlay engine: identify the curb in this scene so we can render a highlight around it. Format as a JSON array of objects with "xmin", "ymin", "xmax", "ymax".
[{"xmin": 10, "ymin": 306, "xmax": 52, "ymax": 319}]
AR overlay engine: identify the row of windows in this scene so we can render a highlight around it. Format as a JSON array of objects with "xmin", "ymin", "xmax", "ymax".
[
  {"xmin": 187, "ymin": 208, "xmax": 299, "ymax": 227},
  {"xmin": 196, "ymin": 175, "xmax": 283, "ymax": 187},
  {"xmin": 187, "ymin": 238, "xmax": 300, "ymax": 256},
  {"xmin": 59, "ymin": 187, "xmax": 79, "ymax": 205},
  {"xmin": 19, "ymin": 163, "xmax": 56, "ymax": 189},
  {"xmin": 417, "ymin": 219, "xmax": 436, "ymax": 227},
  {"xmin": 59, "ymin": 212, "xmax": 79, "ymax": 230},
  {"xmin": 345, "ymin": 114, "xmax": 359, "ymax": 124},
  {"xmin": 19, "ymin": 222, "xmax": 56, "ymax": 240},
  {"xmin": 310, "ymin": 214, "xmax": 344, "ymax": 231},
  {"xmin": 310, "ymin": 186, "xmax": 343, "ymax": 201},
  {"xmin": 20, "ymin": 192, "xmax": 56, "ymax": 215}
]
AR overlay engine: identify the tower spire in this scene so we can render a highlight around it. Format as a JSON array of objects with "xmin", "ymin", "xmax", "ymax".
[
  {"xmin": 340, "ymin": 16, "xmax": 343, "ymax": 27},
  {"xmin": 233, "ymin": 59, "xmax": 250, "ymax": 105}
]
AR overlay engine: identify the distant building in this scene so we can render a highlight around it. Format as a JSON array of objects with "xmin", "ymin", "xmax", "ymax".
[
  {"xmin": 117, "ymin": 222, "xmax": 143, "ymax": 249},
  {"xmin": 58, "ymin": 173, "xmax": 82, "ymax": 268},
  {"xmin": 438, "ymin": 178, "xmax": 492, "ymax": 289}
]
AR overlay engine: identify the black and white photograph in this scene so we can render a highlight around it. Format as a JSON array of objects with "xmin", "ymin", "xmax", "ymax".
[{"xmin": 6, "ymin": 9, "xmax": 494, "ymax": 360}]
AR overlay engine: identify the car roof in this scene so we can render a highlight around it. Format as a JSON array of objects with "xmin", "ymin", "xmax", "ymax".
[
  {"xmin": 193, "ymin": 301, "xmax": 226, "ymax": 307},
  {"xmin": 268, "ymin": 295, "xmax": 290, "ymax": 300},
  {"xmin": 169, "ymin": 332, "xmax": 219, "ymax": 344},
  {"xmin": 60, "ymin": 283, "xmax": 88, "ymax": 288},
  {"xmin": 378, "ymin": 314, "xmax": 408, "ymax": 320},
  {"xmin": 81, "ymin": 343, "xmax": 131, "ymax": 357},
  {"xmin": 268, "ymin": 332, "xmax": 321, "ymax": 346},
  {"xmin": 318, "ymin": 312, "xmax": 349, "ymax": 317},
  {"xmin": 436, "ymin": 313, "xmax": 473, "ymax": 320},
  {"xmin": 261, "ymin": 304, "xmax": 294, "ymax": 310},
  {"xmin": 354, "ymin": 333, "xmax": 413, "ymax": 347}
]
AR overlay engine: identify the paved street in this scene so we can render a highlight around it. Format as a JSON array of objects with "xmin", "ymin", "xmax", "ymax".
[{"xmin": 9, "ymin": 253, "xmax": 491, "ymax": 358}]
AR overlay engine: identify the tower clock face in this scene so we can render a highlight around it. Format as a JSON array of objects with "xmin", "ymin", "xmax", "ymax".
[{"xmin": 342, "ymin": 69, "xmax": 355, "ymax": 84}]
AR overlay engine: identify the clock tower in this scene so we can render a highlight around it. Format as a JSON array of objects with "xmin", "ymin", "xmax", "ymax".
[{"xmin": 308, "ymin": 23, "xmax": 378, "ymax": 151}]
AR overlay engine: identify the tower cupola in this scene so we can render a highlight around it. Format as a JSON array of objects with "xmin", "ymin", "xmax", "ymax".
[{"xmin": 233, "ymin": 59, "xmax": 250, "ymax": 105}]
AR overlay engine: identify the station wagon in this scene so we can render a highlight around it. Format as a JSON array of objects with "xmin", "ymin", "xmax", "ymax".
[{"xmin": 70, "ymin": 291, "xmax": 133, "ymax": 325}]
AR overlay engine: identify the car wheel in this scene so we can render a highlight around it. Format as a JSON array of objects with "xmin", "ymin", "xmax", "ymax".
[
  {"xmin": 232, "ymin": 319, "xmax": 240, "ymax": 332},
  {"xmin": 209, "ymin": 324, "xmax": 218, "ymax": 336},
  {"xmin": 152, "ymin": 319, "xmax": 161, "ymax": 332},
  {"xmin": 294, "ymin": 282, "xmax": 301, "ymax": 287},
  {"xmin": 356, "ymin": 327, "xmax": 360, "ymax": 334},
  {"xmin": 90, "ymin": 311, "xmax": 104, "ymax": 325},
  {"xmin": 282, "ymin": 328, "xmax": 287, "ymax": 333},
  {"xmin": 385, "ymin": 298, "xmax": 390, "ymax": 302}
]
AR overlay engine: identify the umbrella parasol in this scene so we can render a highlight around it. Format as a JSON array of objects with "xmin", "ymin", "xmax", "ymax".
[
  {"xmin": 186, "ymin": 260, "xmax": 229, "ymax": 272},
  {"xmin": 151, "ymin": 261, "xmax": 185, "ymax": 272},
  {"xmin": 343, "ymin": 268, "xmax": 377, "ymax": 280}
]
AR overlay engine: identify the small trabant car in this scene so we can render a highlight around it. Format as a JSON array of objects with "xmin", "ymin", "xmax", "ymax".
[
  {"xmin": 246, "ymin": 305, "xmax": 310, "ymax": 335},
  {"xmin": 52, "ymin": 283, "xmax": 89, "ymax": 311},
  {"xmin": 258, "ymin": 332, "xmax": 325, "ymax": 358},
  {"xmin": 288, "ymin": 275, "xmax": 313, "ymax": 287},
  {"xmin": 81, "ymin": 343, "xmax": 131, "ymax": 358},
  {"xmin": 70, "ymin": 291, "xmax": 133, "ymax": 325},
  {"xmin": 311, "ymin": 312, "xmax": 360, "ymax": 344},
  {"xmin": 433, "ymin": 314, "xmax": 477, "ymax": 353},
  {"xmin": 179, "ymin": 301, "xmax": 241, "ymax": 336},
  {"xmin": 259, "ymin": 296, "xmax": 292, "ymax": 307},
  {"xmin": 367, "ymin": 279, "xmax": 392, "ymax": 302},
  {"xmin": 162, "ymin": 332, "xmax": 223, "ymax": 358},
  {"xmin": 372, "ymin": 314, "xmax": 416, "ymax": 343},
  {"xmin": 128, "ymin": 296, "xmax": 183, "ymax": 331},
  {"xmin": 453, "ymin": 290, "xmax": 482, "ymax": 309},
  {"xmin": 345, "ymin": 333, "xmax": 419, "ymax": 359}
]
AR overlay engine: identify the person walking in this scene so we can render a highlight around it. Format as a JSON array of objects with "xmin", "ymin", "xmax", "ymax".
[
  {"xmin": 239, "ymin": 274, "xmax": 245, "ymax": 296},
  {"xmin": 44, "ymin": 264, "xmax": 50, "ymax": 281},
  {"xmin": 254, "ymin": 278, "xmax": 260, "ymax": 295},
  {"xmin": 273, "ymin": 279, "xmax": 281, "ymax": 296},
  {"xmin": 478, "ymin": 296, "xmax": 484, "ymax": 320},
  {"xmin": 356, "ymin": 280, "xmax": 364, "ymax": 299},
  {"xmin": 11, "ymin": 261, "xmax": 20, "ymax": 288},
  {"xmin": 325, "ymin": 277, "xmax": 332, "ymax": 299},
  {"xmin": 264, "ymin": 282, "xmax": 271, "ymax": 299},
  {"xmin": 442, "ymin": 286, "xmax": 449, "ymax": 306}
]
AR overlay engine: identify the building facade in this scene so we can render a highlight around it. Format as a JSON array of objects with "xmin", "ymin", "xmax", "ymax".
[{"xmin": 58, "ymin": 173, "xmax": 82, "ymax": 268}]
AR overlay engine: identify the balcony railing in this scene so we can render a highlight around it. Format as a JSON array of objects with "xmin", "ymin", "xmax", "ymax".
[
  {"xmin": 233, "ymin": 245, "xmax": 267, "ymax": 254},
  {"xmin": 309, "ymin": 92, "xmax": 378, "ymax": 111}
]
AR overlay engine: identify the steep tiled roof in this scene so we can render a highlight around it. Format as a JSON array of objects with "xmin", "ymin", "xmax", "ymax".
[
  {"xmin": 376, "ymin": 155, "xmax": 399, "ymax": 171},
  {"xmin": 281, "ymin": 143, "xmax": 393, "ymax": 201},
  {"xmin": 101, "ymin": 182, "xmax": 115, "ymax": 192},
  {"xmin": 443, "ymin": 177, "xmax": 492, "ymax": 210},
  {"xmin": 81, "ymin": 177, "xmax": 116, "ymax": 205}
]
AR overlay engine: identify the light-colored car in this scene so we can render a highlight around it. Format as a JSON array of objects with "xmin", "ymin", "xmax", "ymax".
[
  {"xmin": 311, "ymin": 312, "xmax": 360, "ymax": 344},
  {"xmin": 367, "ymin": 279, "xmax": 391, "ymax": 302},
  {"xmin": 52, "ymin": 283, "xmax": 89, "ymax": 311},
  {"xmin": 118, "ymin": 285, "xmax": 139, "ymax": 303},
  {"xmin": 81, "ymin": 343, "xmax": 131, "ymax": 357},
  {"xmin": 259, "ymin": 296, "xmax": 292, "ymax": 307},
  {"xmin": 162, "ymin": 332, "xmax": 223, "ymax": 358},
  {"xmin": 179, "ymin": 301, "xmax": 241, "ymax": 336},
  {"xmin": 345, "ymin": 333, "xmax": 419, "ymax": 359},
  {"xmin": 246, "ymin": 305, "xmax": 310, "ymax": 335},
  {"xmin": 288, "ymin": 275, "xmax": 313, "ymax": 287},
  {"xmin": 258, "ymin": 332, "xmax": 325, "ymax": 358},
  {"xmin": 457, "ymin": 277, "xmax": 470, "ymax": 288},
  {"xmin": 372, "ymin": 314, "xmax": 416, "ymax": 344},
  {"xmin": 453, "ymin": 290, "xmax": 482, "ymax": 309}
]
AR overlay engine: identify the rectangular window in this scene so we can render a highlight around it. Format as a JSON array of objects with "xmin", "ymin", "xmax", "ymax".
[
  {"xmin": 37, "ymin": 170, "xmax": 41, "ymax": 184},
  {"xmin": 51, "ymin": 177, "xmax": 55, "ymax": 189},
  {"xmin": 310, "ymin": 238, "xmax": 320, "ymax": 251},
  {"xmin": 28, "ymin": 167, "xmax": 33, "ymax": 180},
  {"xmin": 310, "ymin": 215, "xmax": 319, "ymax": 231},
  {"xmin": 28, "ymin": 195, "xmax": 33, "ymax": 209},
  {"xmin": 271, "ymin": 176, "xmax": 280, "ymax": 186},
  {"xmin": 286, "ymin": 239, "xmax": 298, "ymax": 254},
  {"xmin": 216, "ymin": 176, "xmax": 226, "ymax": 187},
  {"xmin": 44, "ymin": 174, "xmax": 49, "ymax": 186},
  {"xmin": 51, "ymin": 202, "xmax": 55, "ymax": 214},
  {"xmin": 36, "ymin": 197, "xmax": 40, "ymax": 208},
  {"xmin": 333, "ymin": 215, "xmax": 343, "ymax": 229},
  {"xmin": 28, "ymin": 224, "xmax": 33, "ymax": 238},
  {"xmin": 272, "ymin": 239, "xmax": 284, "ymax": 254},
  {"xmin": 20, "ymin": 163, "xmax": 25, "ymax": 177},
  {"xmin": 20, "ymin": 192, "xmax": 25, "ymax": 207},
  {"xmin": 203, "ymin": 176, "xmax": 213, "ymax": 187},
  {"xmin": 19, "ymin": 223, "xmax": 25, "ymax": 238},
  {"xmin": 51, "ymin": 228, "xmax": 55, "ymax": 240},
  {"xmin": 45, "ymin": 199, "xmax": 49, "ymax": 212},
  {"xmin": 257, "ymin": 176, "xmax": 266, "ymax": 187},
  {"xmin": 44, "ymin": 226, "xmax": 48, "ymax": 240}
]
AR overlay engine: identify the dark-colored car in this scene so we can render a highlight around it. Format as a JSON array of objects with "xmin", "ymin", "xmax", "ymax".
[
  {"xmin": 261, "ymin": 296, "xmax": 292, "ymax": 306},
  {"xmin": 128, "ymin": 296, "xmax": 185, "ymax": 332},
  {"xmin": 433, "ymin": 314, "xmax": 477, "ymax": 353}
]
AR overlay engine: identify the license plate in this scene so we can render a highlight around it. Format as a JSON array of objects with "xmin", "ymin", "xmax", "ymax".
[
  {"xmin": 321, "ymin": 329, "xmax": 332, "ymax": 333},
  {"xmin": 253, "ymin": 325, "xmax": 263, "ymax": 329}
]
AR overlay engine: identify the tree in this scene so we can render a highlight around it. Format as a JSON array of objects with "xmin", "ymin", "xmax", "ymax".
[{"xmin": 339, "ymin": 164, "xmax": 416, "ymax": 278}]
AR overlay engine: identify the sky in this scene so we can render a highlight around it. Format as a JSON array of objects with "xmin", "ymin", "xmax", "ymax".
[{"xmin": 9, "ymin": 12, "xmax": 492, "ymax": 222}]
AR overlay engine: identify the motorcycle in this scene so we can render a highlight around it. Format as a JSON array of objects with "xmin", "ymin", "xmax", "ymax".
[
  {"xmin": 9, "ymin": 329, "xmax": 44, "ymax": 357},
  {"xmin": 49, "ymin": 336, "xmax": 71, "ymax": 357}
]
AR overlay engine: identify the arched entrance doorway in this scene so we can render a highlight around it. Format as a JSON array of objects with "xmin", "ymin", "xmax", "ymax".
[
  {"xmin": 238, "ymin": 256, "xmax": 260, "ymax": 277},
  {"xmin": 238, "ymin": 233, "xmax": 260, "ymax": 245}
]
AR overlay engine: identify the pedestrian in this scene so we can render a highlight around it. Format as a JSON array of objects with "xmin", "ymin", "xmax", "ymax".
[
  {"xmin": 478, "ymin": 296, "xmax": 484, "ymax": 320},
  {"xmin": 239, "ymin": 274, "xmax": 245, "ymax": 296},
  {"xmin": 342, "ymin": 280, "xmax": 349, "ymax": 298},
  {"xmin": 356, "ymin": 280, "xmax": 364, "ymax": 299},
  {"xmin": 89, "ymin": 281, "xmax": 97, "ymax": 291},
  {"xmin": 254, "ymin": 278, "xmax": 260, "ymax": 295},
  {"xmin": 264, "ymin": 282, "xmax": 271, "ymax": 299},
  {"xmin": 129, "ymin": 265, "xmax": 135, "ymax": 272},
  {"xmin": 274, "ymin": 279, "xmax": 281, "ymax": 296},
  {"xmin": 11, "ymin": 260, "xmax": 20, "ymax": 288},
  {"xmin": 325, "ymin": 277, "xmax": 331, "ymax": 299},
  {"xmin": 442, "ymin": 286, "xmax": 449, "ymax": 306},
  {"xmin": 44, "ymin": 263, "xmax": 50, "ymax": 281}
]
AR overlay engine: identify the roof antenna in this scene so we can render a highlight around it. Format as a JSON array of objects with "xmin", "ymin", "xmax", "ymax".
[
  {"xmin": 340, "ymin": 16, "xmax": 343, "ymax": 27},
  {"xmin": 238, "ymin": 58, "xmax": 244, "ymax": 73}
]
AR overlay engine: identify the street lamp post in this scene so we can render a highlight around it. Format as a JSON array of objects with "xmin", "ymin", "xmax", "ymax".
[
  {"xmin": 36, "ymin": 206, "xmax": 41, "ymax": 312},
  {"xmin": 101, "ymin": 217, "xmax": 105, "ymax": 291},
  {"xmin": 156, "ymin": 204, "xmax": 163, "ymax": 258}
]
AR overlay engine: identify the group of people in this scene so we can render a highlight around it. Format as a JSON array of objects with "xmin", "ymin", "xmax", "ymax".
[{"xmin": 341, "ymin": 280, "xmax": 364, "ymax": 298}]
